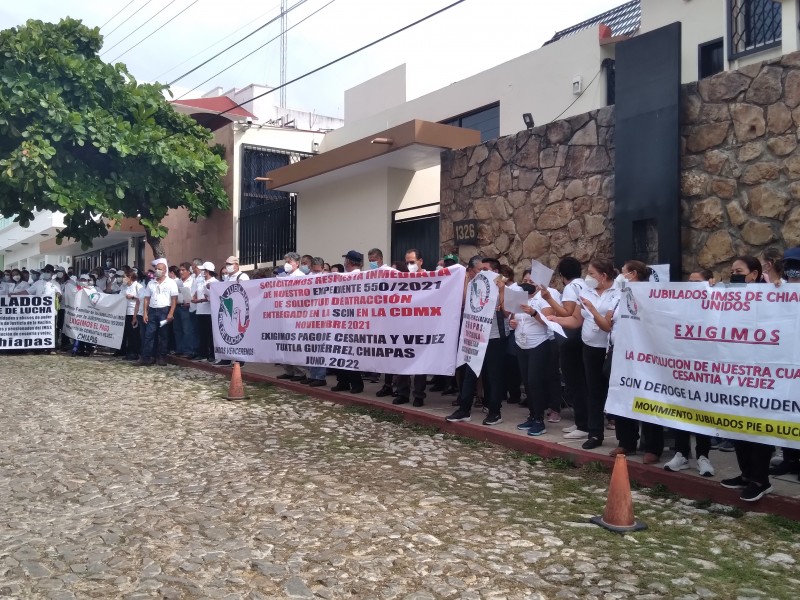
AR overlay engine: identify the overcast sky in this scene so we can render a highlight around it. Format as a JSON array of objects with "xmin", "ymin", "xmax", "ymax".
[{"xmin": 1, "ymin": 0, "xmax": 626, "ymax": 119}]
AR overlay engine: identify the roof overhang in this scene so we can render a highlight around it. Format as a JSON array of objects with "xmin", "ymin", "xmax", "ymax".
[{"xmin": 265, "ymin": 119, "xmax": 481, "ymax": 192}]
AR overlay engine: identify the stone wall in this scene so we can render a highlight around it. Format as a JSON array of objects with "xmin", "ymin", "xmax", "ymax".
[
  {"xmin": 681, "ymin": 54, "xmax": 800, "ymax": 277},
  {"xmin": 440, "ymin": 108, "xmax": 616, "ymax": 281},
  {"xmin": 440, "ymin": 51, "xmax": 800, "ymax": 281}
]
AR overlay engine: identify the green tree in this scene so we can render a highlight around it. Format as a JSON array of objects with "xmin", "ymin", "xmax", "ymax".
[{"xmin": 0, "ymin": 18, "xmax": 228, "ymax": 257}]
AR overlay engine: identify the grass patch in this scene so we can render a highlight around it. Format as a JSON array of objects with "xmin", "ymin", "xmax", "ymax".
[
  {"xmin": 692, "ymin": 498, "xmax": 712, "ymax": 509},
  {"xmin": 544, "ymin": 456, "xmax": 576, "ymax": 470},
  {"xmin": 763, "ymin": 514, "xmax": 800, "ymax": 534},
  {"xmin": 442, "ymin": 433, "xmax": 490, "ymax": 448},
  {"xmin": 404, "ymin": 422, "xmax": 440, "ymax": 436},
  {"xmin": 583, "ymin": 460, "xmax": 606, "ymax": 474},
  {"xmin": 648, "ymin": 483, "xmax": 679, "ymax": 501}
]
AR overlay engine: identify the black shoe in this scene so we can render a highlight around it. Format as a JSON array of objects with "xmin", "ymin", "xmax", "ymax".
[
  {"xmin": 392, "ymin": 396, "xmax": 410, "ymax": 405},
  {"xmin": 720, "ymin": 475, "xmax": 748, "ymax": 489},
  {"xmin": 441, "ymin": 386, "xmax": 459, "ymax": 396},
  {"xmin": 582, "ymin": 437, "xmax": 603, "ymax": 450},
  {"xmin": 769, "ymin": 461, "xmax": 800, "ymax": 476},
  {"xmin": 412, "ymin": 398, "xmax": 424, "ymax": 407},
  {"xmin": 277, "ymin": 373, "xmax": 294, "ymax": 380},
  {"xmin": 375, "ymin": 385, "xmax": 393, "ymax": 397},
  {"xmin": 740, "ymin": 482, "xmax": 772, "ymax": 502},
  {"xmin": 290, "ymin": 374, "xmax": 306, "ymax": 381},
  {"xmin": 446, "ymin": 409, "xmax": 471, "ymax": 422},
  {"xmin": 307, "ymin": 379, "xmax": 326, "ymax": 387},
  {"xmin": 331, "ymin": 383, "xmax": 350, "ymax": 392},
  {"xmin": 349, "ymin": 386, "xmax": 363, "ymax": 394},
  {"xmin": 482, "ymin": 413, "xmax": 503, "ymax": 426},
  {"xmin": 295, "ymin": 377, "xmax": 310, "ymax": 384}
]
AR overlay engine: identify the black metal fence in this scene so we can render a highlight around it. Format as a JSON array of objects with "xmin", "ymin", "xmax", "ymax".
[
  {"xmin": 728, "ymin": 0, "xmax": 782, "ymax": 60},
  {"xmin": 238, "ymin": 145, "xmax": 310, "ymax": 265}
]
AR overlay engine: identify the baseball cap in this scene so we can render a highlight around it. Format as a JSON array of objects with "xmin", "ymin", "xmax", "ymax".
[
  {"xmin": 783, "ymin": 247, "xmax": 800, "ymax": 262},
  {"xmin": 342, "ymin": 250, "xmax": 363, "ymax": 263},
  {"xmin": 201, "ymin": 261, "xmax": 216, "ymax": 272},
  {"xmin": 225, "ymin": 255, "xmax": 239, "ymax": 264}
]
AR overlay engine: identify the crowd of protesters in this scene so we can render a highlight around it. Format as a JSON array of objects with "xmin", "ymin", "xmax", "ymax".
[{"xmin": 2, "ymin": 244, "xmax": 798, "ymax": 502}]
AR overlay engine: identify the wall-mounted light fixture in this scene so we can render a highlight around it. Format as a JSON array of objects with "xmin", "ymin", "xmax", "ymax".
[
  {"xmin": 370, "ymin": 137, "xmax": 394, "ymax": 145},
  {"xmin": 522, "ymin": 113, "xmax": 535, "ymax": 130}
]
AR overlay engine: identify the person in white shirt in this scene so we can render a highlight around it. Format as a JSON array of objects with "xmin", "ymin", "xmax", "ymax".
[
  {"xmin": 192, "ymin": 261, "xmax": 218, "ymax": 362},
  {"xmin": 549, "ymin": 258, "xmax": 620, "ymax": 451},
  {"xmin": 7, "ymin": 268, "xmax": 32, "ymax": 295},
  {"xmin": 275, "ymin": 252, "xmax": 308, "ymax": 378},
  {"xmin": 29, "ymin": 265, "xmax": 61, "ymax": 297},
  {"xmin": 173, "ymin": 262, "xmax": 197, "ymax": 359},
  {"xmin": 510, "ymin": 282, "xmax": 562, "ymax": 437},
  {"xmin": 118, "ymin": 270, "xmax": 143, "ymax": 360},
  {"xmin": 108, "ymin": 269, "xmax": 123, "ymax": 294},
  {"xmin": 222, "ymin": 255, "xmax": 250, "ymax": 283},
  {"xmin": 137, "ymin": 258, "xmax": 178, "ymax": 367}
]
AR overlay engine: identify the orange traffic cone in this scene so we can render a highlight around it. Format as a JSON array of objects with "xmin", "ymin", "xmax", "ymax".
[
  {"xmin": 225, "ymin": 362, "xmax": 248, "ymax": 401},
  {"xmin": 590, "ymin": 453, "xmax": 647, "ymax": 532}
]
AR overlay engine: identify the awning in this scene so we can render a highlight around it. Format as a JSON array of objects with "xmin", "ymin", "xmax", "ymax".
[{"xmin": 265, "ymin": 120, "xmax": 481, "ymax": 192}]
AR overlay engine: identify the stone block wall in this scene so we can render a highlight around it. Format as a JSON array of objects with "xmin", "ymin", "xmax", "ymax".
[
  {"xmin": 440, "ymin": 108, "xmax": 616, "ymax": 281},
  {"xmin": 441, "ymin": 50, "xmax": 800, "ymax": 281},
  {"xmin": 681, "ymin": 54, "xmax": 800, "ymax": 277}
]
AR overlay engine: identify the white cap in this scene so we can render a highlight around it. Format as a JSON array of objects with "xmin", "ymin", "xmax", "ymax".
[
  {"xmin": 201, "ymin": 261, "xmax": 215, "ymax": 272},
  {"xmin": 152, "ymin": 258, "xmax": 168, "ymax": 267}
]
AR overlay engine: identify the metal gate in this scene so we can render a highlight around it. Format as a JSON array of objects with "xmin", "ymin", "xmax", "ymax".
[
  {"xmin": 390, "ymin": 203, "xmax": 440, "ymax": 268},
  {"xmin": 238, "ymin": 145, "xmax": 310, "ymax": 265}
]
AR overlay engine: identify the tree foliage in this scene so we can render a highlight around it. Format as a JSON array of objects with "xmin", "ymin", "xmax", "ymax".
[{"xmin": 0, "ymin": 18, "xmax": 229, "ymax": 256}]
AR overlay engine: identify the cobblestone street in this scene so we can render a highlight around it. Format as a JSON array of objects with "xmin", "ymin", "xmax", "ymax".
[{"xmin": 1, "ymin": 354, "xmax": 799, "ymax": 600}]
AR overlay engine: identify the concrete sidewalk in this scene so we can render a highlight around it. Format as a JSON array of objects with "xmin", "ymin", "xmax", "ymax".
[{"xmin": 173, "ymin": 357, "xmax": 800, "ymax": 518}]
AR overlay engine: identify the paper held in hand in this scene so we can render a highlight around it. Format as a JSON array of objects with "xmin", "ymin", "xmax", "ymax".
[{"xmin": 529, "ymin": 259, "xmax": 555, "ymax": 287}]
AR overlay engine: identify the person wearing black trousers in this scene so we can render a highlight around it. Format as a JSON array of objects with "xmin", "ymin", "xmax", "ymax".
[
  {"xmin": 550, "ymin": 258, "xmax": 620, "ymax": 450},
  {"xmin": 720, "ymin": 256, "xmax": 773, "ymax": 502}
]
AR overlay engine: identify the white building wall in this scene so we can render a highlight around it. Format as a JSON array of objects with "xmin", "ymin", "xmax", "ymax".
[
  {"xmin": 345, "ymin": 64, "xmax": 407, "ymax": 123},
  {"xmin": 322, "ymin": 28, "xmax": 611, "ymax": 151},
  {"xmin": 0, "ymin": 211, "xmax": 67, "ymax": 269},
  {"xmin": 297, "ymin": 169, "xmax": 392, "ymax": 263}
]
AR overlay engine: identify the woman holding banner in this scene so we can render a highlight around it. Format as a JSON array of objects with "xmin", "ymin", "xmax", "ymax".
[{"xmin": 719, "ymin": 256, "xmax": 774, "ymax": 502}]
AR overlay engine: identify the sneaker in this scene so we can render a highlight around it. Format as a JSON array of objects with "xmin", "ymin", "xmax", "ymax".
[
  {"xmin": 709, "ymin": 436, "xmax": 723, "ymax": 450},
  {"xmin": 547, "ymin": 411, "xmax": 562, "ymax": 423},
  {"xmin": 740, "ymin": 482, "xmax": 773, "ymax": 502},
  {"xmin": 697, "ymin": 456, "xmax": 715, "ymax": 477},
  {"xmin": 717, "ymin": 440, "xmax": 735, "ymax": 452},
  {"xmin": 527, "ymin": 420, "xmax": 546, "ymax": 436},
  {"xmin": 563, "ymin": 429, "xmax": 589, "ymax": 440},
  {"xmin": 562, "ymin": 424, "xmax": 578, "ymax": 433},
  {"xmin": 482, "ymin": 413, "xmax": 503, "ymax": 426},
  {"xmin": 664, "ymin": 452, "xmax": 689, "ymax": 472},
  {"xmin": 582, "ymin": 437, "xmax": 603, "ymax": 450},
  {"xmin": 517, "ymin": 418, "xmax": 537, "ymax": 431},
  {"xmin": 770, "ymin": 448, "xmax": 784, "ymax": 467},
  {"xmin": 445, "ymin": 409, "xmax": 471, "ymax": 422},
  {"xmin": 720, "ymin": 475, "xmax": 748, "ymax": 489}
]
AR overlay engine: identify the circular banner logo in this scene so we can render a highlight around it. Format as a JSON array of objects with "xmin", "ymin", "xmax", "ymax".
[
  {"xmin": 217, "ymin": 283, "xmax": 250, "ymax": 345},
  {"xmin": 468, "ymin": 274, "xmax": 491, "ymax": 314}
]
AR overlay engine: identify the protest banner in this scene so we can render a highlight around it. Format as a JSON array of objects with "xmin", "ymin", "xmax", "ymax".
[
  {"xmin": 0, "ymin": 294, "xmax": 56, "ymax": 349},
  {"xmin": 209, "ymin": 266, "xmax": 466, "ymax": 375},
  {"xmin": 63, "ymin": 288, "xmax": 126, "ymax": 349},
  {"xmin": 607, "ymin": 282, "xmax": 800, "ymax": 449},
  {"xmin": 457, "ymin": 272, "xmax": 500, "ymax": 376}
]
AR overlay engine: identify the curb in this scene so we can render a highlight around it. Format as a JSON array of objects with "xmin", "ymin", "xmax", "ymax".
[{"xmin": 171, "ymin": 357, "xmax": 800, "ymax": 521}]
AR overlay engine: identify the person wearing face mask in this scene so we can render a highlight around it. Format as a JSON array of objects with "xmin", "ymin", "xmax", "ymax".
[
  {"xmin": 549, "ymin": 258, "xmax": 620, "ymax": 450},
  {"xmin": 300, "ymin": 254, "xmax": 314, "ymax": 276},
  {"xmin": 29, "ymin": 264, "xmax": 59, "ymax": 296},
  {"xmin": 108, "ymin": 269, "xmax": 125, "ymax": 294},
  {"xmin": 392, "ymin": 249, "xmax": 429, "ymax": 407},
  {"xmin": 173, "ymin": 262, "xmax": 198, "ymax": 360},
  {"xmin": 446, "ymin": 256, "xmax": 508, "ymax": 426},
  {"xmin": 118, "ymin": 270, "xmax": 143, "ymax": 360},
  {"xmin": 760, "ymin": 247, "xmax": 783, "ymax": 284},
  {"xmin": 719, "ymin": 256, "xmax": 775, "ymax": 501},
  {"xmin": 93, "ymin": 267, "xmax": 109, "ymax": 294},
  {"xmin": 609, "ymin": 261, "xmax": 665, "ymax": 464},
  {"xmin": 222, "ymin": 256, "xmax": 250, "ymax": 283},
  {"xmin": 538, "ymin": 257, "xmax": 590, "ymax": 440},
  {"xmin": 29, "ymin": 269, "xmax": 40, "ymax": 283},
  {"xmin": 510, "ymin": 277, "xmax": 560, "ymax": 436},
  {"xmin": 278, "ymin": 252, "xmax": 304, "ymax": 278},
  {"xmin": 136, "ymin": 258, "xmax": 178, "ymax": 367},
  {"xmin": 329, "ymin": 250, "xmax": 365, "ymax": 394},
  {"xmin": 192, "ymin": 262, "xmax": 218, "ymax": 363}
]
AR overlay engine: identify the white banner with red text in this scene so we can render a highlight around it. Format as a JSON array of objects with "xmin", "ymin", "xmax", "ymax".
[
  {"xmin": 607, "ymin": 282, "xmax": 800, "ymax": 449},
  {"xmin": 457, "ymin": 272, "xmax": 500, "ymax": 376},
  {"xmin": 63, "ymin": 288, "xmax": 126, "ymax": 349},
  {"xmin": 0, "ymin": 294, "xmax": 56, "ymax": 350},
  {"xmin": 209, "ymin": 266, "xmax": 467, "ymax": 375}
]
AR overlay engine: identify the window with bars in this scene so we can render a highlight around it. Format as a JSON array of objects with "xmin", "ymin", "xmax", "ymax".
[{"xmin": 728, "ymin": 0, "xmax": 782, "ymax": 60}]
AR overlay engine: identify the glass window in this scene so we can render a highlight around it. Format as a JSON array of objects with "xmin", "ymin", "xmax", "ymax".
[
  {"xmin": 441, "ymin": 103, "xmax": 500, "ymax": 142},
  {"xmin": 699, "ymin": 39, "xmax": 724, "ymax": 79}
]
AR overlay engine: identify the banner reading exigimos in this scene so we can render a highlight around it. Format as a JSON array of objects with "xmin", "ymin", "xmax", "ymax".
[
  {"xmin": 209, "ymin": 266, "xmax": 467, "ymax": 375},
  {"xmin": 607, "ymin": 282, "xmax": 800, "ymax": 449}
]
